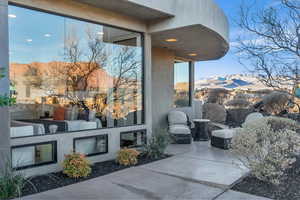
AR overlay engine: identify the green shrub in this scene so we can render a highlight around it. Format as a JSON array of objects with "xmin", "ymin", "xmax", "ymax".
[
  {"xmin": 0, "ymin": 68, "xmax": 16, "ymax": 107},
  {"xmin": 231, "ymin": 116, "xmax": 300, "ymax": 185},
  {"xmin": 116, "ymin": 148, "xmax": 140, "ymax": 166},
  {"xmin": 144, "ymin": 129, "xmax": 171, "ymax": 159},
  {"xmin": 0, "ymin": 163, "xmax": 25, "ymax": 199},
  {"xmin": 62, "ymin": 152, "xmax": 91, "ymax": 178},
  {"xmin": 226, "ymin": 98, "xmax": 250, "ymax": 108},
  {"xmin": 0, "ymin": 68, "xmax": 5, "ymax": 79}
]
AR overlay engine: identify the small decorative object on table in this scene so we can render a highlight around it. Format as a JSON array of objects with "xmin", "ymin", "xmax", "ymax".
[
  {"xmin": 49, "ymin": 125, "xmax": 58, "ymax": 134},
  {"xmin": 44, "ymin": 111, "xmax": 50, "ymax": 118},
  {"xmin": 193, "ymin": 119, "xmax": 210, "ymax": 141}
]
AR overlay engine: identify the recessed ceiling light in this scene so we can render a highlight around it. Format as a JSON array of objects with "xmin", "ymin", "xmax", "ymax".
[
  {"xmin": 165, "ymin": 38, "xmax": 177, "ymax": 42},
  {"xmin": 97, "ymin": 32, "xmax": 104, "ymax": 35},
  {"xmin": 188, "ymin": 53, "xmax": 197, "ymax": 56},
  {"xmin": 8, "ymin": 14, "xmax": 16, "ymax": 18},
  {"xmin": 26, "ymin": 39, "xmax": 32, "ymax": 42},
  {"xmin": 44, "ymin": 34, "xmax": 51, "ymax": 37}
]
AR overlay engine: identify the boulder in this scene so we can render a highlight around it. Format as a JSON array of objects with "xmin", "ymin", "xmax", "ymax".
[{"xmin": 202, "ymin": 103, "xmax": 226, "ymax": 123}]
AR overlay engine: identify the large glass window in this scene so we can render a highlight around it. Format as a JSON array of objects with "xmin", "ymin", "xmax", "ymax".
[
  {"xmin": 174, "ymin": 61, "xmax": 191, "ymax": 107},
  {"xmin": 9, "ymin": 5, "xmax": 144, "ymax": 138},
  {"xmin": 11, "ymin": 141, "xmax": 57, "ymax": 169}
]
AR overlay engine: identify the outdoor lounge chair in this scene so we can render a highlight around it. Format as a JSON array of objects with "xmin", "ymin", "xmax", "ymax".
[
  {"xmin": 167, "ymin": 110, "xmax": 192, "ymax": 144},
  {"xmin": 211, "ymin": 112, "xmax": 264, "ymax": 149}
]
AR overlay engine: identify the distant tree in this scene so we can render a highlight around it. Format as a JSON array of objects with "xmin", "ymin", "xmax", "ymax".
[
  {"xmin": 206, "ymin": 88, "xmax": 229, "ymax": 104},
  {"xmin": 62, "ymin": 29, "xmax": 108, "ymax": 106},
  {"xmin": 23, "ymin": 64, "xmax": 43, "ymax": 89},
  {"xmin": 60, "ymin": 27, "xmax": 141, "ymax": 119},
  {"xmin": 236, "ymin": 0, "xmax": 300, "ymax": 109}
]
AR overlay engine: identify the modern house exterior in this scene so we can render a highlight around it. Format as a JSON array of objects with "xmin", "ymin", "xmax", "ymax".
[{"xmin": 0, "ymin": 0, "xmax": 229, "ymax": 176}]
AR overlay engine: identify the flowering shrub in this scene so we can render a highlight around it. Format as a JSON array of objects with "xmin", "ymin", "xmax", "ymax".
[
  {"xmin": 231, "ymin": 116, "xmax": 300, "ymax": 185},
  {"xmin": 116, "ymin": 148, "xmax": 140, "ymax": 166},
  {"xmin": 62, "ymin": 152, "xmax": 91, "ymax": 178}
]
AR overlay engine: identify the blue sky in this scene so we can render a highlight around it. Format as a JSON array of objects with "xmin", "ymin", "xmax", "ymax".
[{"xmin": 195, "ymin": 0, "xmax": 276, "ymax": 80}]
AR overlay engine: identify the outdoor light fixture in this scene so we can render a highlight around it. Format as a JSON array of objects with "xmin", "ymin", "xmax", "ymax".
[
  {"xmin": 188, "ymin": 53, "xmax": 197, "ymax": 56},
  {"xmin": 44, "ymin": 34, "xmax": 51, "ymax": 37},
  {"xmin": 165, "ymin": 38, "xmax": 177, "ymax": 42},
  {"xmin": 8, "ymin": 14, "xmax": 16, "ymax": 18},
  {"xmin": 26, "ymin": 39, "xmax": 33, "ymax": 42},
  {"xmin": 97, "ymin": 32, "xmax": 104, "ymax": 35}
]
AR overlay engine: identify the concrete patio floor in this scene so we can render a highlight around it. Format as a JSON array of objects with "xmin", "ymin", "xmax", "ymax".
[{"xmin": 19, "ymin": 142, "xmax": 272, "ymax": 200}]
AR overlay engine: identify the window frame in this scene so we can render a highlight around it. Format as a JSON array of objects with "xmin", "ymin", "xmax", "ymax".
[
  {"xmin": 174, "ymin": 61, "xmax": 193, "ymax": 107},
  {"xmin": 8, "ymin": 4, "xmax": 146, "ymax": 137},
  {"xmin": 11, "ymin": 141, "xmax": 57, "ymax": 170},
  {"xmin": 73, "ymin": 134, "xmax": 109, "ymax": 157},
  {"xmin": 120, "ymin": 129, "xmax": 147, "ymax": 149}
]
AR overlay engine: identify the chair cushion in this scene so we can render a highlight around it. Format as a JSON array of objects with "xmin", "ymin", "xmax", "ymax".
[
  {"xmin": 168, "ymin": 111, "xmax": 188, "ymax": 125},
  {"xmin": 244, "ymin": 112, "xmax": 264, "ymax": 124},
  {"xmin": 53, "ymin": 107, "xmax": 65, "ymax": 120},
  {"xmin": 169, "ymin": 124, "xmax": 191, "ymax": 135},
  {"xmin": 212, "ymin": 129, "xmax": 234, "ymax": 139},
  {"xmin": 65, "ymin": 106, "xmax": 79, "ymax": 120},
  {"xmin": 89, "ymin": 110, "xmax": 96, "ymax": 121}
]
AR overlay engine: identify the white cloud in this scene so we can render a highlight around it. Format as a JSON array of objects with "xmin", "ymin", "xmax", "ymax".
[{"xmin": 8, "ymin": 14, "xmax": 16, "ymax": 18}]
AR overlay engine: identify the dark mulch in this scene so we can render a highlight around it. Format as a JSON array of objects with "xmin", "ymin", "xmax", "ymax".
[
  {"xmin": 232, "ymin": 158, "xmax": 300, "ymax": 200},
  {"xmin": 21, "ymin": 154, "xmax": 170, "ymax": 198}
]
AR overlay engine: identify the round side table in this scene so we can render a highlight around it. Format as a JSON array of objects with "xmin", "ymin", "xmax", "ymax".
[{"xmin": 193, "ymin": 119, "xmax": 211, "ymax": 141}]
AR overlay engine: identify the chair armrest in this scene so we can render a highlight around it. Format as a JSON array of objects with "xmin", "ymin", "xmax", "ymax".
[{"xmin": 210, "ymin": 122, "xmax": 229, "ymax": 130}]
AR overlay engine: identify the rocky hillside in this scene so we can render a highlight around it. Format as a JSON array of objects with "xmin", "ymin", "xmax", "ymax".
[{"xmin": 195, "ymin": 74, "xmax": 272, "ymax": 90}]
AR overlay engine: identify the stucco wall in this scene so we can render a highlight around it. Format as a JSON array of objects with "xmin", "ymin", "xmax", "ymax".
[
  {"xmin": 0, "ymin": 0, "xmax": 10, "ymax": 172},
  {"xmin": 151, "ymin": 47, "xmax": 175, "ymax": 131}
]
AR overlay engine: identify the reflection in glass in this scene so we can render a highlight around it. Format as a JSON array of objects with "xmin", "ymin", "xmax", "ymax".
[
  {"xmin": 120, "ymin": 130, "xmax": 147, "ymax": 148},
  {"xmin": 12, "ymin": 142, "xmax": 56, "ymax": 169},
  {"xmin": 174, "ymin": 61, "xmax": 191, "ymax": 107},
  {"xmin": 9, "ymin": 6, "xmax": 144, "ymax": 138},
  {"xmin": 74, "ymin": 135, "xmax": 108, "ymax": 156}
]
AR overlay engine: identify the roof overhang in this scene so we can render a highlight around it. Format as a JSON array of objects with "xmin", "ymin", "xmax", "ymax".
[
  {"xmin": 148, "ymin": 0, "xmax": 229, "ymax": 61},
  {"xmin": 74, "ymin": 0, "xmax": 174, "ymax": 21},
  {"xmin": 151, "ymin": 25, "xmax": 229, "ymax": 61}
]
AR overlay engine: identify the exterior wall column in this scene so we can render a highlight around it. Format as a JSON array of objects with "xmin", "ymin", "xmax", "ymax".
[
  {"xmin": 0, "ymin": 0, "xmax": 10, "ymax": 172},
  {"xmin": 143, "ymin": 33, "xmax": 152, "ymax": 136},
  {"xmin": 151, "ymin": 48, "xmax": 175, "ymax": 131},
  {"xmin": 190, "ymin": 61, "xmax": 195, "ymax": 103}
]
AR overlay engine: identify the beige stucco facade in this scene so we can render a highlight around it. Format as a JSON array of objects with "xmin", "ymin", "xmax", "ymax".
[{"xmin": 0, "ymin": 0, "xmax": 229, "ymax": 175}]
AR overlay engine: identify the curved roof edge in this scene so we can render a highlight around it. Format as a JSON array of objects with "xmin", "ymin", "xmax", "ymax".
[{"xmin": 148, "ymin": 0, "xmax": 229, "ymax": 61}]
